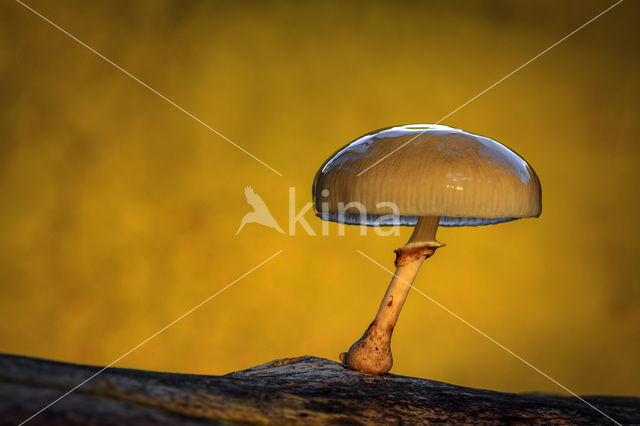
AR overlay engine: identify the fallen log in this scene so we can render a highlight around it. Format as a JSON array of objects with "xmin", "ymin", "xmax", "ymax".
[{"xmin": 0, "ymin": 353, "xmax": 637, "ymax": 424}]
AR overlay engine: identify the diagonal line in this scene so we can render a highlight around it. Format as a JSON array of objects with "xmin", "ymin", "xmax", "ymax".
[
  {"xmin": 356, "ymin": 249, "xmax": 621, "ymax": 425},
  {"xmin": 19, "ymin": 249, "xmax": 283, "ymax": 426},
  {"xmin": 357, "ymin": 0, "xmax": 624, "ymax": 177},
  {"xmin": 14, "ymin": 0, "xmax": 283, "ymax": 177},
  {"xmin": 435, "ymin": 0, "xmax": 623, "ymax": 125}
]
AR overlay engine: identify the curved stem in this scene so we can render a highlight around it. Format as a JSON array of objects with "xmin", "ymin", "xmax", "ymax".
[
  {"xmin": 372, "ymin": 258, "xmax": 424, "ymax": 334},
  {"xmin": 341, "ymin": 216, "xmax": 442, "ymax": 374}
]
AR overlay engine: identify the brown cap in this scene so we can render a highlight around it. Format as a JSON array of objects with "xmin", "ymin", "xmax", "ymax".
[{"xmin": 313, "ymin": 124, "xmax": 542, "ymax": 227}]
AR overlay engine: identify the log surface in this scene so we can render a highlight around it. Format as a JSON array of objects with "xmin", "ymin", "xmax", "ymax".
[{"xmin": 0, "ymin": 353, "xmax": 638, "ymax": 425}]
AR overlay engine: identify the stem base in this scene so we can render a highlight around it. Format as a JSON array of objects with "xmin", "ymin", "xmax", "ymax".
[{"xmin": 340, "ymin": 319, "xmax": 393, "ymax": 374}]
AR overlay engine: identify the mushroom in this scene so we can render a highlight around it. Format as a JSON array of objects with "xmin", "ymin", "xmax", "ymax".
[{"xmin": 313, "ymin": 124, "xmax": 541, "ymax": 374}]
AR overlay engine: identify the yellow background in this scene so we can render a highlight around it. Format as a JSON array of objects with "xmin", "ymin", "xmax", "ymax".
[{"xmin": 1, "ymin": 0, "xmax": 638, "ymax": 396}]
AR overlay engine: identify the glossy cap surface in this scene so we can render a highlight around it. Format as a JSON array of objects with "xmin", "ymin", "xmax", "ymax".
[{"xmin": 313, "ymin": 124, "xmax": 541, "ymax": 227}]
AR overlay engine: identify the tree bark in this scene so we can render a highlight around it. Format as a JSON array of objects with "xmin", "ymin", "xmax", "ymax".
[{"xmin": 0, "ymin": 353, "xmax": 637, "ymax": 425}]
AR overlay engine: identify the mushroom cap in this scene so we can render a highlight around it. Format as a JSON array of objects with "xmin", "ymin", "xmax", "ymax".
[{"xmin": 313, "ymin": 124, "xmax": 542, "ymax": 227}]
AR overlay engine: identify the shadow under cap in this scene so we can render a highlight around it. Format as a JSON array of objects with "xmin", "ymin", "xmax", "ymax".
[{"xmin": 316, "ymin": 212, "xmax": 518, "ymax": 227}]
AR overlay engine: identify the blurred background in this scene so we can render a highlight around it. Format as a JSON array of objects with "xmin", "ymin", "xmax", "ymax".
[{"xmin": 1, "ymin": 0, "xmax": 638, "ymax": 396}]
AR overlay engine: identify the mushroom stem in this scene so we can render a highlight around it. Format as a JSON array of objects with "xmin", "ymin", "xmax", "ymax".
[{"xmin": 340, "ymin": 216, "xmax": 443, "ymax": 374}]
